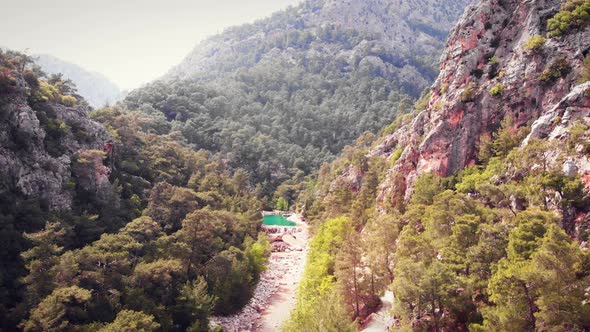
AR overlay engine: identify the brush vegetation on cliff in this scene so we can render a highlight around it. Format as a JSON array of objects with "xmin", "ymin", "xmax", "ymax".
[{"xmin": 547, "ymin": 0, "xmax": 590, "ymax": 37}]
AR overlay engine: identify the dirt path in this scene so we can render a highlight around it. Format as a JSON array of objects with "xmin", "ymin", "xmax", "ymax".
[
  {"xmin": 361, "ymin": 291, "xmax": 394, "ymax": 332},
  {"xmin": 210, "ymin": 215, "xmax": 309, "ymax": 332},
  {"xmin": 256, "ymin": 243, "xmax": 307, "ymax": 331}
]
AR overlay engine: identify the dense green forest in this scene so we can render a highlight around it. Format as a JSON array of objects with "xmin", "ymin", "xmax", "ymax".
[
  {"xmin": 121, "ymin": 0, "xmax": 473, "ymax": 198},
  {"xmin": 122, "ymin": 35, "xmax": 413, "ymax": 198},
  {"xmin": 1, "ymin": 0, "xmax": 468, "ymax": 326},
  {"xmin": 0, "ymin": 51, "xmax": 270, "ymax": 331}
]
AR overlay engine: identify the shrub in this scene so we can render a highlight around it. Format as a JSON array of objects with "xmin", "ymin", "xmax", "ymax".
[
  {"xmin": 547, "ymin": 0, "xmax": 590, "ymax": 37},
  {"xmin": 579, "ymin": 55, "xmax": 590, "ymax": 83},
  {"xmin": 471, "ymin": 68, "xmax": 484, "ymax": 79},
  {"xmin": 61, "ymin": 95, "xmax": 77, "ymax": 107},
  {"xmin": 489, "ymin": 83, "xmax": 505, "ymax": 96},
  {"xmin": 390, "ymin": 148, "xmax": 403, "ymax": 166},
  {"xmin": 567, "ymin": 121, "xmax": 588, "ymax": 150},
  {"xmin": 39, "ymin": 80, "xmax": 60, "ymax": 101},
  {"xmin": 524, "ymin": 35, "xmax": 547, "ymax": 52},
  {"xmin": 488, "ymin": 56, "xmax": 500, "ymax": 79},
  {"xmin": 490, "ymin": 36, "xmax": 501, "ymax": 48},
  {"xmin": 65, "ymin": 181, "xmax": 77, "ymax": 190},
  {"xmin": 381, "ymin": 113, "xmax": 414, "ymax": 136},
  {"xmin": 74, "ymin": 129, "xmax": 89, "ymax": 142},
  {"xmin": 539, "ymin": 57, "xmax": 571, "ymax": 82},
  {"xmin": 23, "ymin": 70, "xmax": 39, "ymax": 89},
  {"xmin": 276, "ymin": 197, "xmax": 289, "ymax": 211},
  {"xmin": 434, "ymin": 100, "xmax": 444, "ymax": 110},
  {"xmin": 460, "ymin": 83, "xmax": 477, "ymax": 103},
  {"xmin": 0, "ymin": 68, "xmax": 17, "ymax": 94},
  {"xmin": 414, "ymin": 90, "xmax": 432, "ymax": 112}
]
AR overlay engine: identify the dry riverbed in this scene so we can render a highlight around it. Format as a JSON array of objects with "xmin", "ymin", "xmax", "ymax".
[
  {"xmin": 361, "ymin": 291, "xmax": 394, "ymax": 332},
  {"xmin": 210, "ymin": 216, "xmax": 308, "ymax": 332}
]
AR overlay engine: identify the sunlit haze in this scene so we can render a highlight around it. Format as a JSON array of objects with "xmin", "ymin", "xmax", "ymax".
[{"xmin": 0, "ymin": 0, "xmax": 304, "ymax": 90}]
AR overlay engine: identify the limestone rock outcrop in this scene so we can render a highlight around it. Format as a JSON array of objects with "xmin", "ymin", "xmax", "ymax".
[
  {"xmin": 0, "ymin": 54, "xmax": 110, "ymax": 210},
  {"xmin": 371, "ymin": 0, "xmax": 590, "ymax": 205}
]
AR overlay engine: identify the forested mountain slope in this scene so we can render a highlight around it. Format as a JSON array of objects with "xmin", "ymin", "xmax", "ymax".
[
  {"xmin": 123, "ymin": 0, "xmax": 473, "ymax": 198},
  {"xmin": 291, "ymin": 0, "xmax": 590, "ymax": 330},
  {"xmin": 34, "ymin": 54, "xmax": 121, "ymax": 108},
  {"xmin": 0, "ymin": 50, "xmax": 269, "ymax": 331},
  {"xmin": 166, "ymin": 0, "xmax": 471, "ymax": 86}
]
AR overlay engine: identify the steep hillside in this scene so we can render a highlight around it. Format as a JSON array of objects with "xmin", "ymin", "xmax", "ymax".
[
  {"xmin": 35, "ymin": 54, "xmax": 121, "ymax": 108},
  {"xmin": 0, "ymin": 54, "xmax": 110, "ymax": 210},
  {"xmin": 123, "ymin": 0, "xmax": 473, "ymax": 198},
  {"xmin": 373, "ymin": 0, "xmax": 590, "ymax": 205},
  {"xmin": 0, "ymin": 50, "xmax": 268, "ymax": 331},
  {"xmin": 0, "ymin": 49, "xmax": 110, "ymax": 328},
  {"xmin": 291, "ymin": 0, "xmax": 590, "ymax": 330}
]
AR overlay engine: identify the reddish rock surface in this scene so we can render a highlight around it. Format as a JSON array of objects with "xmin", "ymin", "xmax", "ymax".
[{"xmin": 368, "ymin": 0, "xmax": 590, "ymax": 208}]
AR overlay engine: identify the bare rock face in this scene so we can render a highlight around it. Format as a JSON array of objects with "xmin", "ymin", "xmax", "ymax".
[
  {"xmin": 373, "ymin": 0, "xmax": 590, "ymax": 207},
  {"xmin": 524, "ymin": 81, "xmax": 590, "ymax": 180},
  {"xmin": 0, "ymin": 64, "xmax": 110, "ymax": 210}
]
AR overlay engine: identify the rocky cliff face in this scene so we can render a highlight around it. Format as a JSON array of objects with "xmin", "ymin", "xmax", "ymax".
[
  {"xmin": 165, "ymin": 0, "xmax": 473, "ymax": 95},
  {"xmin": 0, "ymin": 52, "xmax": 110, "ymax": 210},
  {"xmin": 372, "ymin": 0, "xmax": 590, "ymax": 205}
]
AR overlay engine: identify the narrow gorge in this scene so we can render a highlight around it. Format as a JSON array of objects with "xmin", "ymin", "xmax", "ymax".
[{"xmin": 1, "ymin": 0, "xmax": 589, "ymax": 331}]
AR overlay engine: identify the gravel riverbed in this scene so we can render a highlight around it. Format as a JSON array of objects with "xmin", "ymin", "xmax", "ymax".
[{"xmin": 211, "ymin": 222, "xmax": 308, "ymax": 332}]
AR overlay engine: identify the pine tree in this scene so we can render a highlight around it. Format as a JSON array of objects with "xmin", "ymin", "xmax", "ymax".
[
  {"xmin": 21, "ymin": 286, "xmax": 92, "ymax": 332},
  {"xmin": 362, "ymin": 212, "xmax": 400, "ymax": 287},
  {"xmin": 98, "ymin": 310, "xmax": 160, "ymax": 332},
  {"xmin": 482, "ymin": 221, "xmax": 590, "ymax": 331},
  {"xmin": 174, "ymin": 277, "xmax": 214, "ymax": 331},
  {"xmin": 276, "ymin": 197, "xmax": 289, "ymax": 211},
  {"xmin": 21, "ymin": 222, "xmax": 66, "ymax": 307},
  {"xmin": 335, "ymin": 232, "xmax": 364, "ymax": 318}
]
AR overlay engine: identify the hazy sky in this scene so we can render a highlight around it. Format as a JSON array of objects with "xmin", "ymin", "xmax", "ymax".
[{"xmin": 0, "ymin": 0, "xmax": 303, "ymax": 90}]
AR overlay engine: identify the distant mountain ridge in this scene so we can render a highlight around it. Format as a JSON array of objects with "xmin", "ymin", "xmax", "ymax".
[
  {"xmin": 35, "ymin": 54, "xmax": 121, "ymax": 108},
  {"xmin": 165, "ymin": 0, "xmax": 474, "ymax": 95}
]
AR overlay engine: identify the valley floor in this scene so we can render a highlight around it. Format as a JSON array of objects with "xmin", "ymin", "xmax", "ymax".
[{"xmin": 210, "ymin": 215, "xmax": 309, "ymax": 332}]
